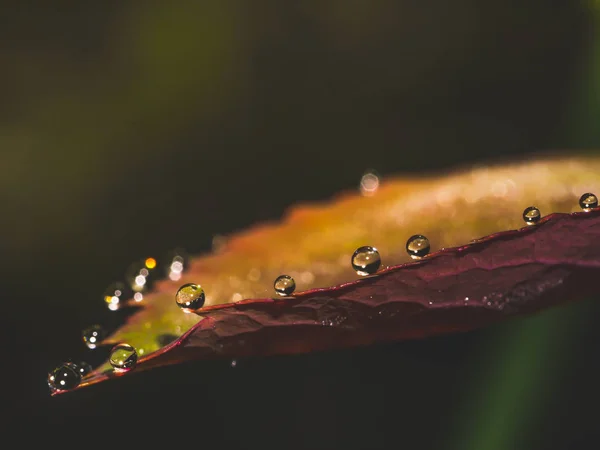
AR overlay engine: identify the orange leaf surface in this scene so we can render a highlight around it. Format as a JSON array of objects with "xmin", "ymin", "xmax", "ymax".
[{"xmin": 57, "ymin": 153, "xmax": 600, "ymax": 393}]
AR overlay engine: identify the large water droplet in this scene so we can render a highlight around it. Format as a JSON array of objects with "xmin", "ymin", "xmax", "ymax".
[
  {"xmin": 109, "ymin": 343, "xmax": 138, "ymax": 372},
  {"xmin": 579, "ymin": 192, "xmax": 598, "ymax": 212},
  {"xmin": 82, "ymin": 325, "xmax": 105, "ymax": 349},
  {"xmin": 48, "ymin": 362, "xmax": 81, "ymax": 392},
  {"xmin": 351, "ymin": 246, "xmax": 381, "ymax": 276},
  {"xmin": 103, "ymin": 282, "xmax": 130, "ymax": 311},
  {"xmin": 522, "ymin": 206, "xmax": 541, "ymax": 225},
  {"xmin": 76, "ymin": 361, "xmax": 93, "ymax": 377},
  {"xmin": 274, "ymin": 275, "xmax": 295, "ymax": 296},
  {"xmin": 406, "ymin": 235, "xmax": 430, "ymax": 259},
  {"xmin": 175, "ymin": 283, "xmax": 206, "ymax": 312}
]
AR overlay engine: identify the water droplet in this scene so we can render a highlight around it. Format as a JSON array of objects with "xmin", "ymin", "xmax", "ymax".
[
  {"xmin": 82, "ymin": 325, "xmax": 104, "ymax": 349},
  {"xmin": 103, "ymin": 282, "xmax": 130, "ymax": 311},
  {"xmin": 48, "ymin": 362, "xmax": 81, "ymax": 392},
  {"xmin": 579, "ymin": 192, "xmax": 598, "ymax": 211},
  {"xmin": 175, "ymin": 283, "xmax": 206, "ymax": 312},
  {"xmin": 274, "ymin": 275, "xmax": 296, "ymax": 296},
  {"xmin": 406, "ymin": 235, "xmax": 430, "ymax": 259},
  {"xmin": 360, "ymin": 170, "xmax": 380, "ymax": 196},
  {"xmin": 522, "ymin": 206, "xmax": 541, "ymax": 225},
  {"xmin": 351, "ymin": 246, "xmax": 381, "ymax": 276},
  {"xmin": 76, "ymin": 361, "xmax": 93, "ymax": 377},
  {"xmin": 231, "ymin": 360, "xmax": 237, "ymax": 368},
  {"xmin": 109, "ymin": 343, "xmax": 138, "ymax": 372}
]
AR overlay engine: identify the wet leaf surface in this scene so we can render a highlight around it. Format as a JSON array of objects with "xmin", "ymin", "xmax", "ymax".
[{"xmin": 55, "ymin": 154, "xmax": 600, "ymax": 394}]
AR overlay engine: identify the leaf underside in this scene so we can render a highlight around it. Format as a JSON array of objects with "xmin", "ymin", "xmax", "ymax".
[{"xmin": 55, "ymin": 154, "xmax": 600, "ymax": 395}]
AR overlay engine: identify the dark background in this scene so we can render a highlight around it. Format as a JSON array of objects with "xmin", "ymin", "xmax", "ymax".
[{"xmin": 2, "ymin": 1, "xmax": 599, "ymax": 448}]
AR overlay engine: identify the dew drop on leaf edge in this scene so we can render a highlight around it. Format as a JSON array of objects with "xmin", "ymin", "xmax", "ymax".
[
  {"xmin": 579, "ymin": 192, "xmax": 598, "ymax": 211},
  {"xmin": 175, "ymin": 283, "xmax": 206, "ymax": 312},
  {"xmin": 522, "ymin": 206, "xmax": 541, "ymax": 225},
  {"xmin": 406, "ymin": 235, "xmax": 430, "ymax": 259},
  {"xmin": 82, "ymin": 324, "xmax": 104, "ymax": 349},
  {"xmin": 48, "ymin": 362, "xmax": 81, "ymax": 392},
  {"xmin": 109, "ymin": 343, "xmax": 138, "ymax": 372},
  {"xmin": 351, "ymin": 246, "xmax": 382, "ymax": 276},
  {"xmin": 274, "ymin": 274, "xmax": 296, "ymax": 296}
]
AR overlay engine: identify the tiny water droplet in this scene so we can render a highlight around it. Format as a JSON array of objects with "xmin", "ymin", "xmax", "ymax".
[
  {"xmin": 231, "ymin": 360, "xmax": 237, "ymax": 368},
  {"xmin": 406, "ymin": 235, "xmax": 430, "ymax": 259},
  {"xmin": 274, "ymin": 275, "xmax": 295, "ymax": 296},
  {"xmin": 103, "ymin": 282, "xmax": 130, "ymax": 311},
  {"xmin": 360, "ymin": 170, "xmax": 380, "ymax": 197},
  {"xmin": 82, "ymin": 325, "xmax": 104, "ymax": 349},
  {"xmin": 48, "ymin": 362, "xmax": 81, "ymax": 392},
  {"xmin": 522, "ymin": 206, "xmax": 541, "ymax": 225},
  {"xmin": 109, "ymin": 343, "xmax": 138, "ymax": 372},
  {"xmin": 76, "ymin": 361, "xmax": 93, "ymax": 377},
  {"xmin": 175, "ymin": 283, "xmax": 206, "ymax": 312},
  {"xmin": 579, "ymin": 192, "xmax": 598, "ymax": 211},
  {"xmin": 351, "ymin": 246, "xmax": 381, "ymax": 276}
]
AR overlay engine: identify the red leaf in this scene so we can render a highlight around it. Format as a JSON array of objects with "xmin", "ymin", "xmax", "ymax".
[{"xmin": 70, "ymin": 208, "xmax": 600, "ymax": 393}]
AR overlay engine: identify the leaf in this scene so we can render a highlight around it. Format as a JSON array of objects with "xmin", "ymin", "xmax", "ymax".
[{"xmin": 55, "ymin": 154, "xmax": 600, "ymax": 395}]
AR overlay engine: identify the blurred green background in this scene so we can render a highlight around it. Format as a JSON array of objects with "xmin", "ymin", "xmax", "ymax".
[{"xmin": 3, "ymin": 1, "xmax": 599, "ymax": 447}]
